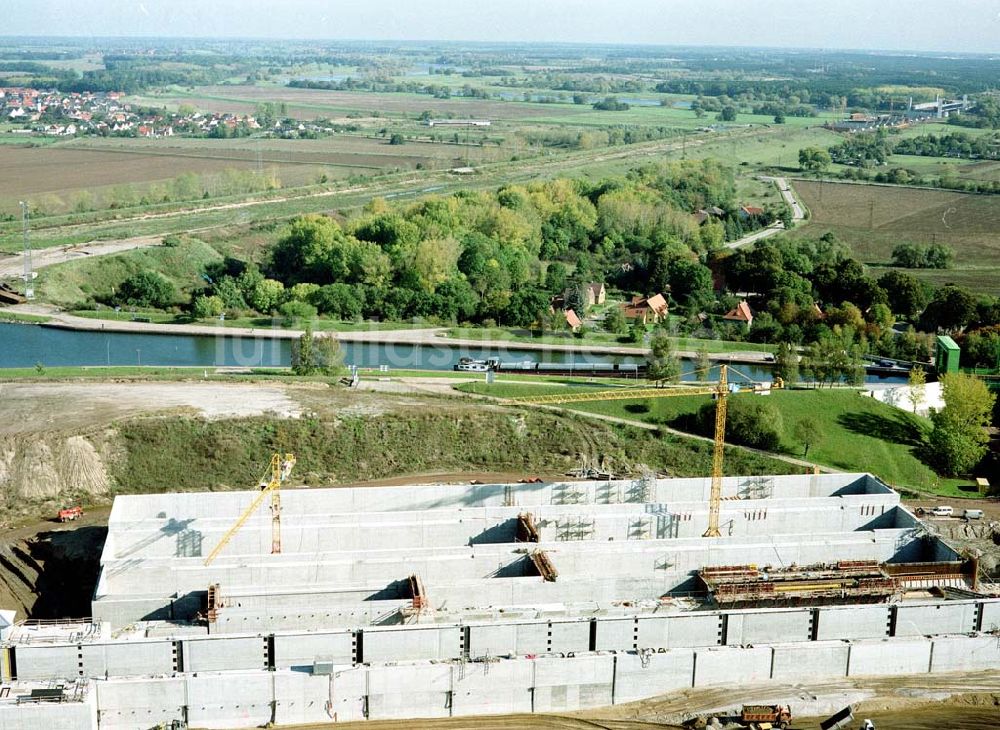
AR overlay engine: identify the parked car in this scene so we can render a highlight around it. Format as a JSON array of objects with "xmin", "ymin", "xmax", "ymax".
[
  {"xmin": 963, "ymin": 508, "xmax": 984, "ymax": 520},
  {"xmin": 931, "ymin": 505, "xmax": 953, "ymax": 517}
]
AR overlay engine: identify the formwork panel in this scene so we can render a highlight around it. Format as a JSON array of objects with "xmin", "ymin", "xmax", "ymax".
[
  {"xmin": 467, "ymin": 624, "xmax": 517, "ymax": 659},
  {"xmin": 82, "ymin": 641, "xmax": 174, "ymax": 677},
  {"xmin": 367, "ymin": 663, "xmax": 452, "ymax": 720},
  {"xmin": 693, "ymin": 646, "xmax": 772, "ymax": 687},
  {"xmin": 930, "ymin": 635, "xmax": 1000, "ymax": 672},
  {"xmin": 636, "ymin": 616, "xmax": 671, "ymax": 649},
  {"xmin": 980, "ymin": 600, "xmax": 1000, "ymax": 631},
  {"xmin": 186, "ymin": 672, "xmax": 272, "ymax": 729},
  {"xmin": 847, "ymin": 638, "xmax": 932, "ymax": 677},
  {"xmin": 273, "ymin": 632, "xmax": 354, "ymax": 668},
  {"xmin": 894, "ymin": 603, "xmax": 978, "ymax": 637},
  {"xmin": 815, "ymin": 605, "xmax": 890, "ymax": 640},
  {"xmin": 594, "ymin": 618, "xmax": 636, "ymax": 651},
  {"xmin": 771, "ymin": 641, "xmax": 849, "ymax": 681},
  {"xmin": 614, "ymin": 650, "xmax": 695, "ymax": 703},
  {"xmin": 665, "ymin": 614, "xmax": 723, "ymax": 648},
  {"xmin": 452, "ymin": 659, "xmax": 533, "ymax": 716},
  {"xmin": 183, "ymin": 636, "xmax": 266, "ymax": 672},
  {"xmin": 548, "ymin": 621, "xmax": 591, "ymax": 654},
  {"xmin": 12, "ymin": 645, "xmax": 80, "ymax": 681},
  {"xmin": 532, "ymin": 654, "xmax": 614, "ymax": 711},
  {"xmin": 726, "ymin": 610, "xmax": 812, "ymax": 645},
  {"xmin": 363, "ymin": 626, "xmax": 461, "ymax": 663}
]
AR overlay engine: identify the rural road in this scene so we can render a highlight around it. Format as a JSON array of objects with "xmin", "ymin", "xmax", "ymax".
[
  {"xmin": 0, "ymin": 237, "xmax": 163, "ymax": 280},
  {"xmin": 724, "ymin": 177, "xmax": 806, "ymax": 250}
]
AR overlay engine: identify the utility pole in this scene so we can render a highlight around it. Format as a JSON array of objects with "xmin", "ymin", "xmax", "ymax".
[
  {"xmin": 869, "ymin": 198, "xmax": 875, "ymax": 230},
  {"xmin": 19, "ymin": 201, "xmax": 33, "ymax": 300}
]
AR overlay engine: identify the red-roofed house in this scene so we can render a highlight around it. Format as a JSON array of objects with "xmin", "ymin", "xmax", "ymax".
[
  {"xmin": 738, "ymin": 205, "xmax": 765, "ymax": 220},
  {"xmin": 564, "ymin": 309, "xmax": 582, "ymax": 331},
  {"xmin": 622, "ymin": 294, "xmax": 669, "ymax": 324},
  {"xmin": 722, "ymin": 300, "xmax": 754, "ymax": 330}
]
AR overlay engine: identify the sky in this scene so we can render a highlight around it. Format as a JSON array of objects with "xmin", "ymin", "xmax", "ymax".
[{"xmin": 5, "ymin": 0, "xmax": 999, "ymax": 54}]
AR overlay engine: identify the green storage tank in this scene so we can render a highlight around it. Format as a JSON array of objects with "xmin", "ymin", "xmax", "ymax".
[{"xmin": 935, "ymin": 335, "xmax": 960, "ymax": 374}]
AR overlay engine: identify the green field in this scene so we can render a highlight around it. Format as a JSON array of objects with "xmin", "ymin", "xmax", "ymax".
[
  {"xmin": 459, "ymin": 383, "xmax": 973, "ymax": 496},
  {"xmin": 792, "ymin": 180, "xmax": 1000, "ymax": 295}
]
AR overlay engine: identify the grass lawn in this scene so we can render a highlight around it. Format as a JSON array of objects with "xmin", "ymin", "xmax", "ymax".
[
  {"xmin": 0, "ymin": 312, "xmax": 51, "ymax": 324},
  {"xmin": 68, "ymin": 309, "xmax": 426, "ymax": 332},
  {"xmin": 461, "ymin": 383, "xmax": 972, "ymax": 496},
  {"xmin": 445, "ymin": 327, "xmax": 776, "ymax": 354}
]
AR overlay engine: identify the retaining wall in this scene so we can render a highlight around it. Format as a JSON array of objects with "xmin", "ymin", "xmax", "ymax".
[
  {"xmin": 12, "ymin": 599, "xmax": 1000, "ymax": 682},
  {"xmin": 8, "ymin": 631, "xmax": 999, "ymax": 730}
]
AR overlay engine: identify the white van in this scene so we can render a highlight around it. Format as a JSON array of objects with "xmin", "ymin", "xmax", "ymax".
[
  {"xmin": 963, "ymin": 508, "xmax": 984, "ymax": 520},
  {"xmin": 930, "ymin": 505, "xmax": 953, "ymax": 517}
]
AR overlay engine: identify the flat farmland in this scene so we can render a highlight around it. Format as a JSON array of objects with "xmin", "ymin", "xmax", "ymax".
[
  {"xmin": 0, "ymin": 145, "xmax": 276, "ymax": 197},
  {"xmin": 792, "ymin": 180, "xmax": 1000, "ymax": 294},
  {"xmin": 147, "ymin": 84, "xmax": 577, "ymax": 121},
  {"xmin": 0, "ymin": 132, "xmax": 499, "ymax": 215},
  {"xmin": 64, "ymin": 134, "xmax": 506, "ymax": 166}
]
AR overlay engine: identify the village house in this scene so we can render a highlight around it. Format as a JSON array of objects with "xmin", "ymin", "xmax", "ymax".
[
  {"xmin": 722, "ymin": 300, "xmax": 754, "ymax": 330},
  {"xmin": 564, "ymin": 309, "xmax": 582, "ymax": 331},
  {"xmin": 622, "ymin": 293, "xmax": 669, "ymax": 324}
]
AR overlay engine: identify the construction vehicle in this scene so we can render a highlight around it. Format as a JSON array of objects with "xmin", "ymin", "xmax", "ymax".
[
  {"xmin": 506, "ymin": 364, "xmax": 772, "ymax": 538},
  {"xmin": 740, "ymin": 704, "xmax": 792, "ymax": 729},
  {"xmin": 820, "ymin": 705, "xmax": 854, "ymax": 730},
  {"xmin": 202, "ymin": 452, "xmax": 296, "ymax": 567},
  {"xmin": 57, "ymin": 506, "xmax": 83, "ymax": 522}
]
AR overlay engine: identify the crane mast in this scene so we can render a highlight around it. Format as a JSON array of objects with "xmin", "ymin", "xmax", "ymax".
[
  {"xmin": 203, "ymin": 452, "xmax": 295, "ymax": 567},
  {"xmin": 703, "ymin": 365, "xmax": 728, "ymax": 537}
]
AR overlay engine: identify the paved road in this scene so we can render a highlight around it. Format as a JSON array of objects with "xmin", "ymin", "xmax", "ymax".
[
  {"xmin": 0, "ymin": 237, "xmax": 162, "ymax": 280},
  {"xmin": 723, "ymin": 177, "xmax": 806, "ymax": 250}
]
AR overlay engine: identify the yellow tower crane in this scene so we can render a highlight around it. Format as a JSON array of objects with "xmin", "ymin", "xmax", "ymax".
[
  {"xmin": 203, "ymin": 452, "xmax": 296, "ymax": 567},
  {"xmin": 506, "ymin": 364, "xmax": 763, "ymax": 538}
]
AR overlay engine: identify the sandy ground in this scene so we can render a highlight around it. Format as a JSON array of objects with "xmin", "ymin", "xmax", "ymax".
[
  {"xmin": 0, "ymin": 237, "xmax": 163, "ymax": 279},
  {"xmin": 0, "ymin": 381, "xmax": 305, "ymax": 434},
  {"xmin": 266, "ymin": 675, "xmax": 1000, "ymax": 730}
]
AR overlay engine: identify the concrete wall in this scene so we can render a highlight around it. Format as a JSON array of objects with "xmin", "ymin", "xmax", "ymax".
[
  {"xmin": 185, "ymin": 672, "xmax": 272, "ymax": 729},
  {"xmin": 613, "ymin": 650, "xmax": 695, "ymax": 704},
  {"xmin": 363, "ymin": 626, "xmax": 461, "ymax": 663},
  {"xmin": 693, "ymin": 646, "xmax": 773, "ymax": 687},
  {"xmin": 929, "ymin": 635, "xmax": 1000, "ymax": 672},
  {"xmin": 183, "ymin": 636, "xmax": 266, "ymax": 672},
  {"xmin": 96, "ymin": 678, "xmax": 184, "ymax": 730},
  {"xmin": 452, "ymin": 659, "xmax": 533, "ymax": 716},
  {"xmin": 532, "ymin": 654, "xmax": 613, "ymax": 712},
  {"xmin": 14, "ymin": 632, "xmax": 992, "ymax": 729},
  {"xmin": 895, "ymin": 603, "xmax": 978, "ymax": 636},
  {"xmin": 816, "ymin": 605, "xmax": 890, "ymax": 640},
  {"xmin": 725, "ymin": 609, "xmax": 812, "ymax": 645},
  {"xmin": 367, "ymin": 663, "xmax": 451, "ymax": 720},
  {"xmin": 273, "ymin": 631, "xmax": 353, "ymax": 668},
  {"xmin": 81, "ymin": 641, "xmax": 174, "ymax": 677},
  {"xmin": 771, "ymin": 641, "xmax": 850, "ymax": 681},
  {"xmin": 0, "ymin": 699, "xmax": 95, "ymax": 730},
  {"xmin": 847, "ymin": 638, "xmax": 932, "ymax": 676},
  {"xmin": 13, "ymin": 646, "xmax": 80, "ymax": 681}
]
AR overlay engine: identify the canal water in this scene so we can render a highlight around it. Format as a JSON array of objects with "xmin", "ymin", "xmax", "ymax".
[
  {"xmin": 0, "ymin": 323, "xmax": 908, "ymax": 384},
  {"xmin": 0, "ymin": 322, "xmax": 658, "ymax": 373}
]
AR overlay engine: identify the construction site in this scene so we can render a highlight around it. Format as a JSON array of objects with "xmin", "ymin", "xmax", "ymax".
[{"xmin": 0, "ymin": 465, "xmax": 998, "ymax": 729}]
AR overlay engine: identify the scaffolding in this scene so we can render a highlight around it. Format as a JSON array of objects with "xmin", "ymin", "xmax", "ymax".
[{"xmin": 698, "ymin": 561, "xmax": 901, "ymax": 607}]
